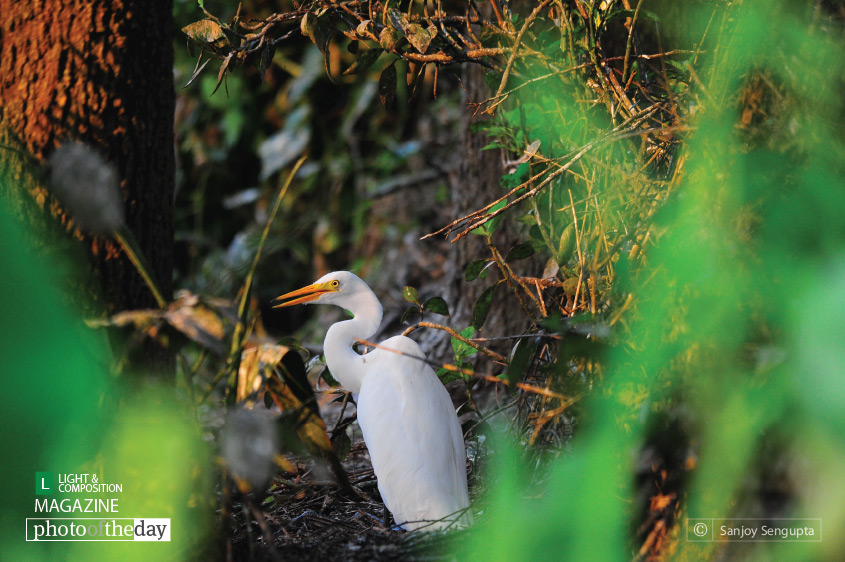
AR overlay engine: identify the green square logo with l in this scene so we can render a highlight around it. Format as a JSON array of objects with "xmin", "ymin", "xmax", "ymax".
[{"xmin": 36, "ymin": 472, "xmax": 53, "ymax": 495}]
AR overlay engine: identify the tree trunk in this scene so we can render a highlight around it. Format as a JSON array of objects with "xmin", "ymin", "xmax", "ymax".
[
  {"xmin": 419, "ymin": 62, "xmax": 527, "ymax": 371},
  {"xmin": 0, "ymin": 1, "xmax": 174, "ymax": 364}
]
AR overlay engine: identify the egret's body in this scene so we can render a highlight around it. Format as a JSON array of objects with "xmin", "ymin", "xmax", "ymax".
[{"xmin": 275, "ymin": 271, "xmax": 471, "ymax": 531}]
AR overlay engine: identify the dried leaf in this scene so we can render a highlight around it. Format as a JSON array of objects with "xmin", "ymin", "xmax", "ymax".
[
  {"xmin": 541, "ymin": 256, "xmax": 560, "ymax": 279},
  {"xmin": 278, "ymin": 349, "xmax": 317, "ymax": 415},
  {"xmin": 405, "ymin": 23, "xmax": 433, "ymax": 53},
  {"xmin": 185, "ymin": 54, "xmax": 212, "ymax": 88},
  {"xmin": 220, "ymin": 25, "xmax": 241, "ymax": 48},
  {"xmin": 387, "ymin": 10, "xmax": 433, "ymax": 53},
  {"xmin": 264, "ymin": 351, "xmax": 349, "ymax": 487},
  {"xmin": 237, "ymin": 344, "xmax": 289, "ymax": 403},
  {"xmin": 300, "ymin": 9, "xmax": 316, "ymax": 38},
  {"xmin": 356, "ymin": 19, "xmax": 374, "ymax": 38},
  {"xmin": 86, "ymin": 309, "xmax": 160, "ymax": 330},
  {"xmin": 182, "ymin": 19, "xmax": 224, "ymax": 44},
  {"xmin": 212, "ymin": 53, "xmax": 234, "ymax": 96},
  {"xmin": 164, "ymin": 299, "xmax": 225, "ymax": 356},
  {"xmin": 379, "ymin": 27, "xmax": 400, "ymax": 52}
]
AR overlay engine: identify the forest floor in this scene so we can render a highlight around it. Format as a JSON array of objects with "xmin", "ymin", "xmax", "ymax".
[
  {"xmin": 226, "ymin": 441, "xmax": 474, "ymax": 561},
  {"xmin": 221, "ymin": 379, "xmax": 482, "ymax": 561}
]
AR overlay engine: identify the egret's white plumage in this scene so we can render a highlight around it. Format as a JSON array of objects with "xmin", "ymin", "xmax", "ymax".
[{"xmin": 275, "ymin": 271, "xmax": 471, "ymax": 531}]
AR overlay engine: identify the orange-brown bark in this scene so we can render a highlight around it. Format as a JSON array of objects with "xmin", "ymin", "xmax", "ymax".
[{"xmin": 0, "ymin": 0, "xmax": 174, "ymax": 320}]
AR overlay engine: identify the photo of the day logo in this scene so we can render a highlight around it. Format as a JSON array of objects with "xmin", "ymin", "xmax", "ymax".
[{"xmin": 26, "ymin": 518, "xmax": 171, "ymax": 541}]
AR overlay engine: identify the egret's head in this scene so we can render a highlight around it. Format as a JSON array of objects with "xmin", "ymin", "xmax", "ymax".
[{"xmin": 273, "ymin": 271, "xmax": 369, "ymax": 308}]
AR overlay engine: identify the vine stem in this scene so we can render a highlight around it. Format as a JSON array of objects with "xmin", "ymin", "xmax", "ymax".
[
  {"xmin": 224, "ymin": 157, "xmax": 306, "ymax": 405},
  {"xmin": 114, "ymin": 227, "xmax": 167, "ymax": 309}
]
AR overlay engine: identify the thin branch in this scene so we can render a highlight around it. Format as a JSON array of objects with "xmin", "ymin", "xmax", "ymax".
[
  {"xmin": 492, "ymin": 0, "xmax": 554, "ymax": 104},
  {"xmin": 355, "ymin": 337, "xmax": 571, "ymax": 401},
  {"xmin": 400, "ymin": 322, "xmax": 507, "ymax": 363}
]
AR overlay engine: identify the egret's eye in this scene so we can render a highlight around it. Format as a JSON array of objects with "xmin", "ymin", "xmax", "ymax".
[{"xmin": 330, "ymin": 280, "xmax": 340, "ymax": 288}]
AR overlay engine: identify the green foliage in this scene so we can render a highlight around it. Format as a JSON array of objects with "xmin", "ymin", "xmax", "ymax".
[
  {"xmin": 438, "ymin": 327, "xmax": 478, "ymax": 384},
  {"xmin": 0, "ymin": 192, "xmax": 213, "ymax": 560},
  {"xmin": 455, "ymin": 1, "xmax": 845, "ymax": 560}
]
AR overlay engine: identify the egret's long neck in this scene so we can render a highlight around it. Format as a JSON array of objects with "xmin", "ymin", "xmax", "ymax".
[{"xmin": 323, "ymin": 290, "xmax": 383, "ymax": 395}]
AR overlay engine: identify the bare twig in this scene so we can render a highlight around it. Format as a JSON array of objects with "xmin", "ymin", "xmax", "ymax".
[
  {"xmin": 400, "ymin": 322, "xmax": 507, "ymax": 363},
  {"xmin": 492, "ymin": 0, "xmax": 554, "ymax": 106},
  {"xmin": 355, "ymin": 337, "xmax": 572, "ymax": 402}
]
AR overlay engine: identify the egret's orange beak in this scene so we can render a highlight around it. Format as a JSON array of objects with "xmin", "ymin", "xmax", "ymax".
[{"xmin": 273, "ymin": 282, "xmax": 335, "ymax": 308}]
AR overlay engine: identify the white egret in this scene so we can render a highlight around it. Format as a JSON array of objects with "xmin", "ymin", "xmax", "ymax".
[{"xmin": 274, "ymin": 271, "xmax": 472, "ymax": 531}]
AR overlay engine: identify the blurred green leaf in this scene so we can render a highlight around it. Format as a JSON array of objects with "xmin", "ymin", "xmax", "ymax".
[
  {"xmin": 563, "ymin": 277, "xmax": 579, "ymax": 296},
  {"xmin": 556, "ymin": 224, "xmax": 576, "ymax": 265}
]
